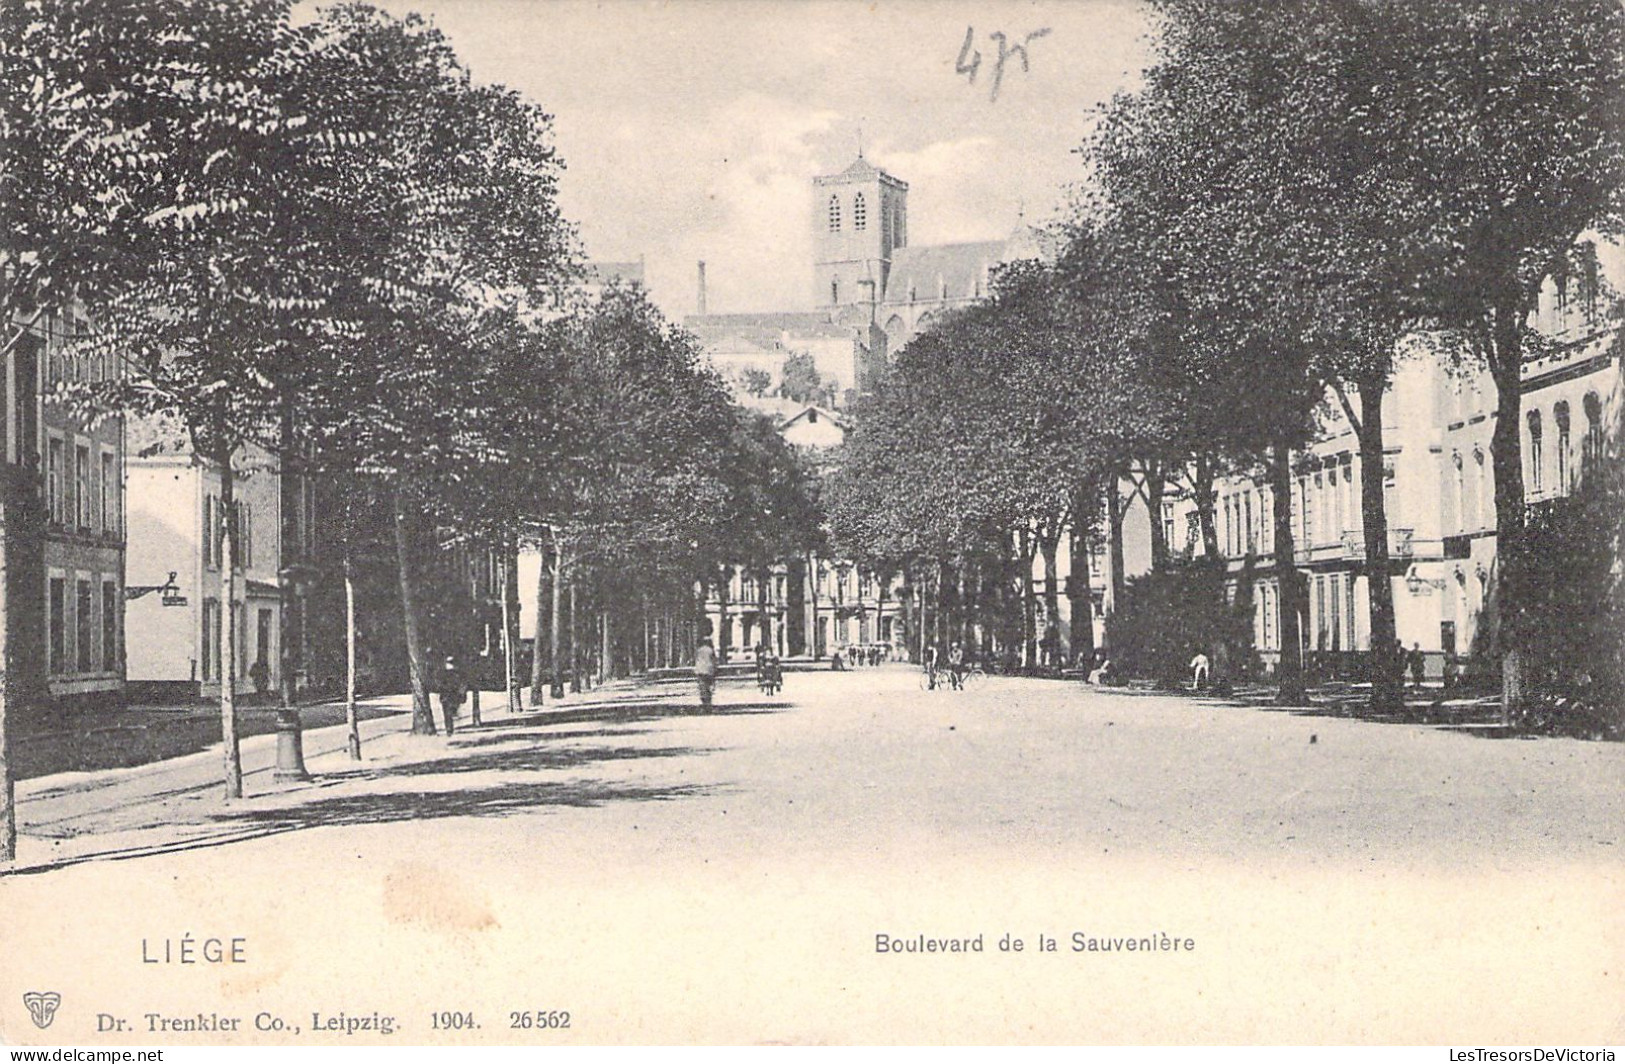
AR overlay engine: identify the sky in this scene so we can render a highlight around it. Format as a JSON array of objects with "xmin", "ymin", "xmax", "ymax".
[{"xmin": 370, "ymin": 0, "xmax": 1156, "ymax": 318}]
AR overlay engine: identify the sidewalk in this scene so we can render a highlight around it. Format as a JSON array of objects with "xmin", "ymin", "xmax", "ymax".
[{"xmin": 4, "ymin": 679, "xmax": 683, "ymax": 876}]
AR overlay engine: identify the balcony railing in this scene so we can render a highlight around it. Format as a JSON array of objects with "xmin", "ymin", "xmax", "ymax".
[{"xmin": 1335, "ymin": 527, "xmax": 1415, "ymax": 560}]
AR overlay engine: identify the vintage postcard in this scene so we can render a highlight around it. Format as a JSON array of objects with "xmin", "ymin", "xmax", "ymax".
[{"xmin": 1, "ymin": 0, "xmax": 1621, "ymax": 1048}]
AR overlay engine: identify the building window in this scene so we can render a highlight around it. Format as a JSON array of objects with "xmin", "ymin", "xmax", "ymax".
[
  {"xmin": 1314, "ymin": 575, "xmax": 1328, "ymax": 651},
  {"xmin": 827, "ymin": 194, "xmax": 841, "ymax": 232},
  {"xmin": 1462, "ymin": 454, "xmax": 1475, "ymax": 532},
  {"xmin": 1555, "ymin": 401, "xmax": 1571, "ymax": 492},
  {"xmin": 203, "ymin": 496, "xmax": 216, "ymax": 568},
  {"xmin": 1582, "ymin": 392, "xmax": 1603, "ymax": 476},
  {"xmin": 76, "ymin": 577, "xmax": 93, "ymax": 673},
  {"xmin": 75, "ymin": 443, "xmax": 91, "ymax": 527},
  {"xmin": 830, "ymin": 277, "xmax": 839, "ymax": 305},
  {"xmin": 47, "ymin": 437, "xmax": 64, "ymax": 524},
  {"xmin": 1474, "ymin": 449, "xmax": 1490, "ymax": 530},
  {"xmin": 1314, "ymin": 472, "xmax": 1327, "ymax": 543},
  {"xmin": 1345, "ymin": 574, "xmax": 1357, "ymax": 650},
  {"xmin": 1161, "ymin": 502, "xmax": 1175, "ymax": 555},
  {"xmin": 1300, "ymin": 476, "xmax": 1314, "ymax": 546},
  {"xmin": 233, "ymin": 502, "xmax": 252, "ymax": 570},
  {"xmin": 853, "ymin": 192, "xmax": 866, "ymax": 231},
  {"xmin": 102, "ymin": 578, "xmax": 118, "ymax": 673},
  {"xmin": 49, "ymin": 576, "xmax": 66, "ymax": 675},
  {"xmin": 1244, "ymin": 492, "xmax": 1255, "ymax": 555},
  {"xmin": 100, "ymin": 449, "xmax": 117, "ymax": 532},
  {"xmin": 201, "ymin": 598, "xmax": 219, "ymax": 682},
  {"xmin": 1527, "ymin": 409, "xmax": 1543, "ymax": 494}
]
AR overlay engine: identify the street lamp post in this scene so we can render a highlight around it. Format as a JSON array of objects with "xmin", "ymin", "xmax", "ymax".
[{"xmin": 274, "ymin": 566, "xmax": 310, "ymax": 782}]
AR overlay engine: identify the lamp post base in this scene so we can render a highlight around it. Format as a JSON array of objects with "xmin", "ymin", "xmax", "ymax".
[{"xmin": 273, "ymin": 708, "xmax": 310, "ymax": 782}]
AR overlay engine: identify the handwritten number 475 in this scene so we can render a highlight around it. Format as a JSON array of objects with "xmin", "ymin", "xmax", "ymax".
[{"xmin": 956, "ymin": 26, "xmax": 1050, "ymax": 102}]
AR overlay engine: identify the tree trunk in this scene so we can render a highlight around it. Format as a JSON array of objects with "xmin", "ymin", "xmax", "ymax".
[
  {"xmin": 598, "ymin": 606, "xmax": 611, "ymax": 685},
  {"xmin": 1068, "ymin": 508, "xmax": 1096, "ymax": 669},
  {"xmin": 392, "ymin": 488, "xmax": 436, "ymax": 735},
  {"xmin": 549, "ymin": 540, "xmax": 566, "ymax": 700},
  {"xmin": 1193, "ymin": 454, "xmax": 1221, "ymax": 560},
  {"xmin": 569, "ymin": 580, "xmax": 582, "ymax": 693},
  {"xmin": 501, "ymin": 549, "xmax": 518, "ymax": 713},
  {"xmin": 1105, "ymin": 476, "xmax": 1127, "ymax": 641},
  {"xmin": 215, "ymin": 451, "xmax": 244, "ymax": 798},
  {"xmin": 0, "ymin": 487, "xmax": 13, "ymax": 860},
  {"xmin": 1018, "ymin": 529, "xmax": 1037, "ymax": 669},
  {"xmin": 1270, "ymin": 441, "xmax": 1307, "ymax": 705},
  {"xmin": 1039, "ymin": 529, "xmax": 1060, "ymax": 666},
  {"xmin": 716, "ymin": 567, "xmax": 731, "ymax": 663},
  {"xmin": 916, "ymin": 570, "xmax": 927, "ymax": 664},
  {"xmin": 530, "ymin": 542, "xmax": 548, "ymax": 706},
  {"xmin": 1146, "ymin": 463, "xmax": 1169, "ymax": 571},
  {"xmin": 344, "ymin": 557, "xmax": 361, "ymax": 760},
  {"xmin": 1353, "ymin": 375, "xmax": 1402, "ymax": 714},
  {"xmin": 1488, "ymin": 301, "xmax": 1528, "ymax": 722}
]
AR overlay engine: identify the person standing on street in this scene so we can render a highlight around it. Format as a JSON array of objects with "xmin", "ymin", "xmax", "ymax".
[
  {"xmin": 438, "ymin": 654, "xmax": 465, "ymax": 735},
  {"xmin": 694, "ymin": 636, "xmax": 719, "ymax": 708}
]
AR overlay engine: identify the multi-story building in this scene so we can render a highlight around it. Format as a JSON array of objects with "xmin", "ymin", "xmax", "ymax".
[
  {"xmin": 3, "ymin": 306, "xmax": 127, "ymax": 712},
  {"xmin": 124, "ymin": 417, "xmax": 285, "ymax": 701},
  {"xmin": 1151, "ymin": 239, "xmax": 1622, "ymax": 679}
]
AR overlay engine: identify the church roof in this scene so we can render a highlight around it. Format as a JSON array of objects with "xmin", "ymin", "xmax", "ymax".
[
  {"xmin": 814, "ymin": 155, "xmax": 908, "ymax": 189},
  {"xmin": 883, "ymin": 240, "xmax": 1009, "ymax": 305}
]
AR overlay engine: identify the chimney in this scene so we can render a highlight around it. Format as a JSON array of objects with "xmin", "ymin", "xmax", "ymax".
[{"xmin": 697, "ymin": 261, "xmax": 708, "ymax": 316}]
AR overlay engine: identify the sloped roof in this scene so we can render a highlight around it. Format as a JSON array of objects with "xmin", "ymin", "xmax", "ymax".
[
  {"xmin": 814, "ymin": 155, "xmax": 907, "ymax": 188},
  {"xmin": 882, "ymin": 240, "xmax": 1008, "ymax": 305},
  {"xmin": 685, "ymin": 310, "xmax": 851, "ymax": 343},
  {"xmin": 778, "ymin": 404, "xmax": 847, "ymax": 432}
]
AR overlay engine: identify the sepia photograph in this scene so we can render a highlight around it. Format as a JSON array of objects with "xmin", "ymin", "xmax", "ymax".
[{"xmin": 0, "ymin": 0, "xmax": 1622, "ymax": 1048}]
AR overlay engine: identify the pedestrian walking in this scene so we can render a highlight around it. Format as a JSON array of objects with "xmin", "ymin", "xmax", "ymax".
[
  {"xmin": 1409, "ymin": 643, "xmax": 1426, "ymax": 688},
  {"xmin": 438, "ymin": 654, "xmax": 465, "ymax": 735},
  {"xmin": 694, "ymin": 636, "xmax": 719, "ymax": 708},
  {"xmin": 1190, "ymin": 651, "xmax": 1210, "ymax": 691}
]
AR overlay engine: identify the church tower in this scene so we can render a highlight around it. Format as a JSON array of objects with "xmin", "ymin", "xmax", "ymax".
[{"xmin": 813, "ymin": 156, "xmax": 907, "ymax": 313}]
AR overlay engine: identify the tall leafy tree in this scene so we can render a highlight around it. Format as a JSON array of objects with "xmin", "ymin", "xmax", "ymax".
[{"xmin": 1382, "ymin": 0, "xmax": 1625, "ymax": 716}]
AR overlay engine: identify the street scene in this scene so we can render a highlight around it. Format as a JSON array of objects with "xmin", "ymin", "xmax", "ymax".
[
  {"xmin": 4, "ymin": 667, "xmax": 1622, "ymax": 1043},
  {"xmin": 2, "ymin": 0, "xmax": 1623, "ymax": 1048}
]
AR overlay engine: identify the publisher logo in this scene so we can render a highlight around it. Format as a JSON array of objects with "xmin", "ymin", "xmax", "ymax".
[{"xmin": 24, "ymin": 991, "xmax": 61, "ymax": 1030}]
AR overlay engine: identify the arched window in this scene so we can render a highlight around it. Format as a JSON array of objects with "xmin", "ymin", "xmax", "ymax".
[
  {"xmin": 1582, "ymin": 391, "xmax": 1604, "ymax": 474},
  {"xmin": 1474, "ymin": 448, "xmax": 1490, "ymax": 530},
  {"xmin": 1527, "ymin": 409, "xmax": 1543, "ymax": 494},
  {"xmin": 853, "ymin": 192, "xmax": 866, "ymax": 231},
  {"xmin": 1462, "ymin": 451, "xmax": 1475, "ymax": 532},
  {"xmin": 1555, "ymin": 401, "xmax": 1571, "ymax": 492},
  {"xmin": 827, "ymin": 195, "xmax": 841, "ymax": 232}
]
